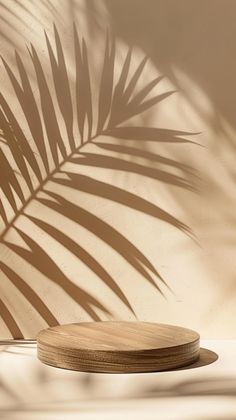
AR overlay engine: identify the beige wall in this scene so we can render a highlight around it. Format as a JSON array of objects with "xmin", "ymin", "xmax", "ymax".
[{"xmin": 0, "ymin": 0, "xmax": 236, "ymax": 338}]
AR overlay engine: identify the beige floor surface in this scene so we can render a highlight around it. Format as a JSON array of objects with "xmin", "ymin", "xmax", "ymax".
[{"xmin": 0, "ymin": 340, "xmax": 235, "ymax": 419}]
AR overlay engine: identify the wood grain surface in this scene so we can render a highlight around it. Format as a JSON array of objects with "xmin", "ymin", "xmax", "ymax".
[{"xmin": 37, "ymin": 321, "xmax": 200, "ymax": 373}]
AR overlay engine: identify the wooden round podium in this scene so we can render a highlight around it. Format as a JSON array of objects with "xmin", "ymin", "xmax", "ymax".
[{"xmin": 37, "ymin": 321, "xmax": 200, "ymax": 373}]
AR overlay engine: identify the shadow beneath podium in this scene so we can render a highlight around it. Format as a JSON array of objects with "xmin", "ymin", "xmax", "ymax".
[{"xmin": 173, "ymin": 347, "xmax": 219, "ymax": 371}]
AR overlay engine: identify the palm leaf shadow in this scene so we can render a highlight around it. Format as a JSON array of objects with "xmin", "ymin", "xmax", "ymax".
[
  {"xmin": 53, "ymin": 172, "xmax": 191, "ymax": 232},
  {"xmin": 28, "ymin": 44, "xmax": 67, "ymax": 167},
  {"xmin": 97, "ymin": 29, "xmax": 115, "ymax": 135},
  {"xmin": 74, "ymin": 24, "xmax": 93, "ymax": 143},
  {"xmin": 26, "ymin": 215, "xmax": 134, "ymax": 313},
  {"xmin": 0, "ymin": 262, "xmax": 58, "ymax": 327},
  {"xmin": 37, "ymin": 190, "xmax": 167, "ymax": 288},
  {"xmin": 1, "ymin": 53, "xmax": 50, "ymax": 174},
  {"xmin": 95, "ymin": 142, "xmax": 197, "ymax": 176},
  {"xmin": 70, "ymin": 152, "xmax": 195, "ymax": 191},
  {"xmin": 0, "ymin": 24, "xmax": 199, "ymax": 337},
  {"xmin": 45, "ymin": 24, "xmax": 75, "ymax": 152},
  {"xmin": 5, "ymin": 228, "xmax": 110, "ymax": 322},
  {"xmin": 0, "ymin": 297, "xmax": 23, "ymax": 339}
]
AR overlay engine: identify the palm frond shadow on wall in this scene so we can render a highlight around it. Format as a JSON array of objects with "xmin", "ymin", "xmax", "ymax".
[{"xmin": 0, "ymin": 24, "xmax": 199, "ymax": 338}]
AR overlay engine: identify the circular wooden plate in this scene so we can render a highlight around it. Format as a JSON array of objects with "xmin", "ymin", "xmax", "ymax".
[{"xmin": 37, "ymin": 321, "xmax": 200, "ymax": 373}]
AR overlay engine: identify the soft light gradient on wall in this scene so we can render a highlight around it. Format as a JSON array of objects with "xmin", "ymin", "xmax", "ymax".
[{"xmin": 0, "ymin": 0, "xmax": 235, "ymax": 339}]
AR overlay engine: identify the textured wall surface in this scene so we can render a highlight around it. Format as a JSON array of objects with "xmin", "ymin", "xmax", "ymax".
[{"xmin": 0, "ymin": 0, "xmax": 236, "ymax": 338}]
